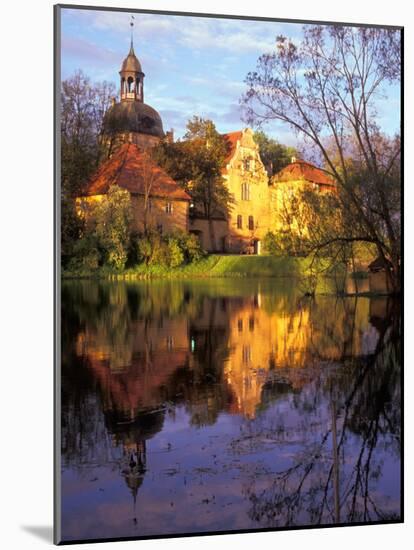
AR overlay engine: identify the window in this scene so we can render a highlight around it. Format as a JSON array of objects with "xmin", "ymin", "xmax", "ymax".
[
  {"xmin": 165, "ymin": 202, "xmax": 173, "ymax": 214},
  {"xmin": 237, "ymin": 319, "xmax": 243, "ymax": 332},
  {"xmin": 157, "ymin": 223, "xmax": 163, "ymax": 234},
  {"xmin": 241, "ymin": 182, "xmax": 250, "ymax": 201},
  {"xmin": 248, "ymin": 215, "xmax": 254, "ymax": 230},
  {"xmin": 249, "ymin": 316, "xmax": 255, "ymax": 332},
  {"xmin": 237, "ymin": 214, "xmax": 242, "ymax": 229}
]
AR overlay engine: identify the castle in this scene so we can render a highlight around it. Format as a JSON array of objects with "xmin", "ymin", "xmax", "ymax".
[{"xmin": 79, "ymin": 36, "xmax": 336, "ymax": 254}]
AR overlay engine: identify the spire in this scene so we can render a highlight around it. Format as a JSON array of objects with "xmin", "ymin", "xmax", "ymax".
[{"xmin": 130, "ymin": 15, "xmax": 135, "ymax": 54}]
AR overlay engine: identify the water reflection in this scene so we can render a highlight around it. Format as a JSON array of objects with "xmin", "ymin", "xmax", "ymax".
[{"xmin": 61, "ymin": 279, "xmax": 401, "ymax": 541}]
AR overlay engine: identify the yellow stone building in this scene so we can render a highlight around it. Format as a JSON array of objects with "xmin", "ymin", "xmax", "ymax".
[
  {"xmin": 190, "ymin": 129, "xmax": 272, "ymax": 254},
  {"xmin": 77, "ymin": 142, "xmax": 191, "ymax": 235},
  {"xmin": 190, "ymin": 129, "xmax": 336, "ymax": 253}
]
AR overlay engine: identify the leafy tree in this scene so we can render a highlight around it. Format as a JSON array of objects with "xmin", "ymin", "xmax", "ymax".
[
  {"xmin": 61, "ymin": 70, "xmax": 115, "ymax": 264},
  {"xmin": 253, "ymin": 131, "xmax": 299, "ymax": 175},
  {"xmin": 242, "ymin": 26, "xmax": 401, "ymax": 293},
  {"xmin": 153, "ymin": 117, "xmax": 232, "ymax": 250},
  {"xmin": 88, "ymin": 185, "xmax": 133, "ymax": 270}
]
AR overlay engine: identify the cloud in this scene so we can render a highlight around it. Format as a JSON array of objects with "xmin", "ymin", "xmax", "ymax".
[
  {"xmin": 61, "ymin": 34, "xmax": 119, "ymax": 65},
  {"xmin": 65, "ymin": 8, "xmax": 287, "ymax": 55}
]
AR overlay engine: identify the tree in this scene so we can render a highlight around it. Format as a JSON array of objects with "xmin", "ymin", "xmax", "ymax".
[
  {"xmin": 61, "ymin": 71, "xmax": 116, "ymax": 264},
  {"xmin": 153, "ymin": 117, "xmax": 232, "ymax": 250},
  {"xmin": 253, "ymin": 130, "xmax": 298, "ymax": 176},
  {"xmin": 242, "ymin": 26, "xmax": 401, "ymax": 293},
  {"xmin": 89, "ymin": 185, "xmax": 133, "ymax": 269}
]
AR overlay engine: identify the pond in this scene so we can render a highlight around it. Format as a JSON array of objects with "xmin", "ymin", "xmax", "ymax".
[{"xmin": 60, "ymin": 278, "xmax": 401, "ymax": 542}]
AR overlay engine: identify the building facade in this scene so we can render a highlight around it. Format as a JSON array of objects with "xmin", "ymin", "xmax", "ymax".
[{"xmin": 78, "ymin": 142, "xmax": 191, "ymax": 235}]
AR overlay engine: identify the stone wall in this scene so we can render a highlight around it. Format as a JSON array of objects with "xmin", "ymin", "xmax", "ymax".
[{"xmin": 189, "ymin": 218, "xmax": 229, "ymax": 252}]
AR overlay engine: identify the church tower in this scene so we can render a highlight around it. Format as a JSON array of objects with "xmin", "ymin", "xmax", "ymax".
[
  {"xmin": 101, "ymin": 16, "xmax": 165, "ymax": 155},
  {"xmin": 119, "ymin": 22, "xmax": 145, "ymax": 103}
]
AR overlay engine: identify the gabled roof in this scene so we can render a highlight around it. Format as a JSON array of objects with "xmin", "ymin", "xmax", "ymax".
[
  {"xmin": 223, "ymin": 131, "xmax": 243, "ymax": 163},
  {"xmin": 274, "ymin": 160, "xmax": 336, "ymax": 187},
  {"xmin": 222, "ymin": 131, "xmax": 243, "ymax": 173},
  {"xmin": 82, "ymin": 143, "xmax": 191, "ymax": 201}
]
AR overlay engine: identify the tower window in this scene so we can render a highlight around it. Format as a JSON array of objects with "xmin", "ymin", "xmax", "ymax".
[
  {"xmin": 248, "ymin": 215, "xmax": 254, "ymax": 230},
  {"xmin": 127, "ymin": 76, "xmax": 134, "ymax": 92},
  {"xmin": 237, "ymin": 215, "xmax": 242, "ymax": 229}
]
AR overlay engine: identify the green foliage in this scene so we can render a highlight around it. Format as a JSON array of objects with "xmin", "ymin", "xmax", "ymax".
[
  {"xmin": 253, "ymin": 131, "xmax": 299, "ymax": 176},
  {"xmin": 61, "ymin": 191, "xmax": 84, "ymax": 267},
  {"xmin": 263, "ymin": 230, "xmax": 308, "ymax": 257},
  {"xmin": 135, "ymin": 230, "xmax": 205, "ymax": 268},
  {"xmin": 167, "ymin": 238, "xmax": 185, "ymax": 268},
  {"xmin": 90, "ymin": 186, "xmax": 133, "ymax": 269},
  {"xmin": 263, "ymin": 231, "xmax": 281, "ymax": 256},
  {"xmin": 69, "ymin": 186, "xmax": 133, "ymax": 271},
  {"xmin": 67, "ymin": 234, "xmax": 100, "ymax": 271},
  {"xmin": 61, "ymin": 70, "xmax": 116, "ymax": 265},
  {"xmin": 153, "ymin": 117, "xmax": 232, "ymax": 219}
]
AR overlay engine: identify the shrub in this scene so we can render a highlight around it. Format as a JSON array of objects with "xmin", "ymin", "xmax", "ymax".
[
  {"xmin": 89, "ymin": 185, "xmax": 133, "ymax": 270},
  {"xmin": 263, "ymin": 231, "xmax": 283, "ymax": 256},
  {"xmin": 134, "ymin": 230, "xmax": 205, "ymax": 268},
  {"xmin": 67, "ymin": 234, "xmax": 100, "ymax": 271},
  {"xmin": 167, "ymin": 237, "xmax": 185, "ymax": 267}
]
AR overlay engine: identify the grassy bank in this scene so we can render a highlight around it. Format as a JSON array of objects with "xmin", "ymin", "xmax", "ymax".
[{"xmin": 62, "ymin": 254, "xmax": 319, "ymax": 280}]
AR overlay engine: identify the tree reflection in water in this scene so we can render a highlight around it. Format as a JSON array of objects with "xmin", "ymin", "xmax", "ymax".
[
  {"xmin": 244, "ymin": 301, "xmax": 400, "ymax": 526},
  {"xmin": 61, "ymin": 279, "xmax": 401, "ymax": 539}
]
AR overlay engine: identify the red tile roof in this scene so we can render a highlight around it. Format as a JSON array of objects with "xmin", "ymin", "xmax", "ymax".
[
  {"xmin": 274, "ymin": 160, "xmax": 336, "ymax": 187},
  {"xmin": 82, "ymin": 143, "xmax": 191, "ymax": 201},
  {"xmin": 222, "ymin": 131, "xmax": 243, "ymax": 173}
]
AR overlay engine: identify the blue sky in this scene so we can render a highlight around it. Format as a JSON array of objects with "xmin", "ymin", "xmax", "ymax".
[{"xmin": 60, "ymin": 7, "xmax": 400, "ymax": 146}]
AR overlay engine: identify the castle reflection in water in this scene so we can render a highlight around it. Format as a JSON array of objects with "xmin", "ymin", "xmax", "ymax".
[
  {"xmin": 70, "ymin": 279, "xmax": 382, "ymax": 420},
  {"xmin": 61, "ymin": 278, "xmax": 400, "ymax": 540}
]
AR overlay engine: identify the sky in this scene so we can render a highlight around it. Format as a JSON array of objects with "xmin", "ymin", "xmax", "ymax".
[{"xmin": 60, "ymin": 7, "xmax": 401, "ymax": 146}]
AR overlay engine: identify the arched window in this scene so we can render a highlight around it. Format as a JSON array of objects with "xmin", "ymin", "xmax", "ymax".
[
  {"xmin": 248, "ymin": 215, "xmax": 254, "ymax": 230},
  {"xmin": 127, "ymin": 76, "xmax": 134, "ymax": 92}
]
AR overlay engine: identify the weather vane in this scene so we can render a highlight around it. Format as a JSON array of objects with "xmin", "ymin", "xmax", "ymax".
[{"xmin": 130, "ymin": 14, "xmax": 135, "ymax": 48}]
